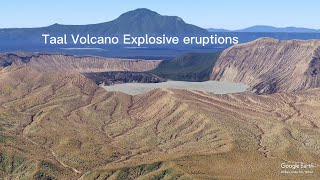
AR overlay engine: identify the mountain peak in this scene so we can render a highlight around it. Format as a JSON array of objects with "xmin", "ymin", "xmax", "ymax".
[
  {"xmin": 119, "ymin": 8, "xmax": 160, "ymax": 18},
  {"xmin": 132, "ymin": 8, "xmax": 158, "ymax": 13},
  {"xmin": 107, "ymin": 8, "xmax": 208, "ymax": 35},
  {"xmin": 48, "ymin": 23, "xmax": 62, "ymax": 27}
]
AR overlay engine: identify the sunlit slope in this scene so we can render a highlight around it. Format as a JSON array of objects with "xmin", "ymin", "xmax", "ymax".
[
  {"xmin": 211, "ymin": 38, "xmax": 320, "ymax": 94},
  {"xmin": 0, "ymin": 52, "xmax": 161, "ymax": 73},
  {"xmin": 0, "ymin": 66, "xmax": 319, "ymax": 179}
]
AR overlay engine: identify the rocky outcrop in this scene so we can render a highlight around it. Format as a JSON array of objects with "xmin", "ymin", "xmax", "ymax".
[{"xmin": 211, "ymin": 38, "xmax": 320, "ymax": 94}]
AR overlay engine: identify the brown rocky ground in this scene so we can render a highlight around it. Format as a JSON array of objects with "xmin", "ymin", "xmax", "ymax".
[
  {"xmin": 0, "ymin": 48, "xmax": 320, "ymax": 179},
  {"xmin": 0, "ymin": 64, "xmax": 319, "ymax": 179}
]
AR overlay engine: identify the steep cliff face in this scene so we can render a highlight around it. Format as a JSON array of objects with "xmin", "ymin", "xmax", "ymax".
[
  {"xmin": 0, "ymin": 53, "xmax": 161, "ymax": 73},
  {"xmin": 152, "ymin": 52, "xmax": 220, "ymax": 81},
  {"xmin": 211, "ymin": 38, "xmax": 320, "ymax": 94}
]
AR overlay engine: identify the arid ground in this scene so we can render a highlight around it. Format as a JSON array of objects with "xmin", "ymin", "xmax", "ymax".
[{"xmin": 0, "ymin": 38, "xmax": 320, "ymax": 179}]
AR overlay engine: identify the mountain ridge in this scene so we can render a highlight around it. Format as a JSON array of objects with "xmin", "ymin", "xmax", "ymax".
[
  {"xmin": 1, "ymin": 8, "xmax": 320, "ymax": 55},
  {"xmin": 207, "ymin": 25, "xmax": 320, "ymax": 33},
  {"xmin": 0, "ymin": 52, "xmax": 161, "ymax": 73},
  {"xmin": 0, "ymin": 8, "xmax": 211, "ymax": 52},
  {"xmin": 211, "ymin": 38, "xmax": 320, "ymax": 93},
  {"xmin": 0, "ymin": 8, "xmax": 208, "ymax": 36}
]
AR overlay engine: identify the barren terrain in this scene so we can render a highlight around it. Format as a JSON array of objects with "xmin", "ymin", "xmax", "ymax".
[
  {"xmin": 211, "ymin": 38, "xmax": 320, "ymax": 94},
  {"xmin": 0, "ymin": 43, "xmax": 320, "ymax": 179}
]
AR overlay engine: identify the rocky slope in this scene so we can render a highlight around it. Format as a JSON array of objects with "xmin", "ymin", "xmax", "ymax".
[
  {"xmin": 211, "ymin": 38, "xmax": 320, "ymax": 94},
  {"xmin": 0, "ymin": 52, "xmax": 161, "ymax": 73},
  {"xmin": 152, "ymin": 52, "xmax": 220, "ymax": 81},
  {"xmin": 0, "ymin": 50, "xmax": 320, "ymax": 179},
  {"xmin": 0, "ymin": 57, "xmax": 320, "ymax": 179}
]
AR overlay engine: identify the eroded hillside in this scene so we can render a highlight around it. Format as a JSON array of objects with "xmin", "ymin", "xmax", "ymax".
[
  {"xmin": 211, "ymin": 38, "xmax": 320, "ymax": 94},
  {"xmin": 0, "ymin": 57, "xmax": 319, "ymax": 179},
  {"xmin": 0, "ymin": 52, "xmax": 161, "ymax": 73}
]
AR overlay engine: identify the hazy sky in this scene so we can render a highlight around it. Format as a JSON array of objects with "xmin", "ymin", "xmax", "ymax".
[{"xmin": 1, "ymin": 0, "xmax": 319, "ymax": 29}]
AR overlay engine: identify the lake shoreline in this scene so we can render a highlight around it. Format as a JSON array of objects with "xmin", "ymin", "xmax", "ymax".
[{"xmin": 103, "ymin": 80, "xmax": 249, "ymax": 95}]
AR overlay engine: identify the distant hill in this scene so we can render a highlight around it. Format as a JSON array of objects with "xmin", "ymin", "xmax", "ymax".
[
  {"xmin": 45, "ymin": 8, "xmax": 209, "ymax": 36},
  {"xmin": 206, "ymin": 28, "xmax": 230, "ymax": 32},
  {"xmin": 1, "ymin": 9, "xmax": 320, "ymax": 57},
  {"xmin": 236, "ymin": 25, "xmax": 320, "ymax": 33},
  {"xmin": 0, "ymin": 8, "xmax": 209, "ymax": 50},
  {"xmin": 207, "ymin": 25, "xmax": 320, "ymax": 33}
]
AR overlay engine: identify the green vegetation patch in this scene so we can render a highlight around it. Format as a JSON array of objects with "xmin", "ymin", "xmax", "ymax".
[
  {"xmin": 117, "ymin": 162, "xmax": 162, "ymax": 180},
  {"xmin": 40, "ymin": 161, "xmax": 63, "ymax": 173},
  {"xmin": 0, "ymin": 113, "xmax": 14, "ymax": 132},
  {"xmin": 149, "ymin": 169, "xmax": 170, "ymax": 180},
  {"xmin": 33, "ymin": 171, "xmax": 56, "ymax": 180},
  {"xmin": 151, "ymin": 52, "xmax": 221, "ymax": 81},
  {"xmin": 0, "ymin": 151, "xmax": 27, "ymax": 175}
]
